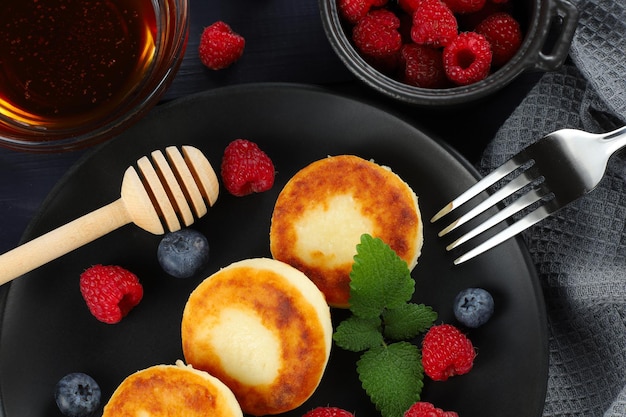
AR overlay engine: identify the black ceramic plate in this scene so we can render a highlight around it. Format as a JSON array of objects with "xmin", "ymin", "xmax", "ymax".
[{"xmin": 0, "ymin": 84, "xmax": 547, "ymax": 417}]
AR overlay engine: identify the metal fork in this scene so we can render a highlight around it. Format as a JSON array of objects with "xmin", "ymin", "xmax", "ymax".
[{"xmin": 431, "ymin": 126, "xmax": 626, "ymax": 265}]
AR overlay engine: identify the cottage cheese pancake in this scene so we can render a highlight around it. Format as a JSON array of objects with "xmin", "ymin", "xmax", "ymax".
[
  {"xmin": 270, "ymin": 155, "xmax": 423, "ymax": 307},
  {"xmin": 181, "ymin": 258, "xmax": 332, "ymax": 416},
  {"xmin": 102, "ymin": 361, "xmax": 242, "ymax": 417}
]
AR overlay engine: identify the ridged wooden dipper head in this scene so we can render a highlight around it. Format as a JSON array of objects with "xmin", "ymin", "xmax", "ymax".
[{"xmin": 121, "ymin": 145, "xmax": 220, "ymax": 235}]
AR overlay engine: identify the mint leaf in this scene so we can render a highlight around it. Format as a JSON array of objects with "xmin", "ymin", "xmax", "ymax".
[
  {"xmin": 333, "ymin": 316, "xmax": 384, "ymax": 352},
  {"xmin": 357, "ymin": 342, "xmax": 424, "ymax": 417},
  {"xmin": 349, "ymin": 234, "xmax": 415, "ymax": 319},
  {"xmin": 383, "ymin": 303, "xmax": 438, "ymax": 341}
]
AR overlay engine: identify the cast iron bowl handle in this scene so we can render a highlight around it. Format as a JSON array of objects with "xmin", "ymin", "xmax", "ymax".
[{"xmin": 531, "ymin": 0, "xmax": 579, "ymax": 71}]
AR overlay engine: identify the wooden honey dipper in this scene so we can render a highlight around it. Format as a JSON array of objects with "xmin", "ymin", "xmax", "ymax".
[{"xmin": 0, "ymin": 145, "xmax": 219, "ymax": 285}]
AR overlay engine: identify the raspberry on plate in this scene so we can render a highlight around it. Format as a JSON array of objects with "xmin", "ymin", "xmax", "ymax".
[
  {"xmin": 400, "ymin": 43, "xmax": 448, "ymax": 88},
  {"xmin": 476, "ymin": 12, "xmax": 522, "ymax": 66},
  {"xmin": 198, "ymin": 21, "xmax": 245, "ymax": 70},
  {"xmin": 404, "ymin": 401, "xmax": 459, "ymax": 417},
  {"xmin": 303, "ymin": 406, "xmax": 355, "ymax": 417},
  {"xmin": 352, "ymin": 9, "xmax": 403, "ymax": 59},
  {"xmin": 79, "ymin": 265, "xmax": 143, "ymax": 324},
  {"xmin": 421, "ymin": 323, "xmax": 476, "ymax": 381},
  {"xmin": 221, "ymin": 139, "xmax": 275, "ymax": 196},
  {"xmin": 443, "ymin": 31, "xmax": 492, "ymax": 85},
  {"xmin": 55, "ymin": 372, "xmax": 101, "ymax": 417},
  {"xmin": 411, "ymin": 0, "xmax": 458, "ymax": 47}
]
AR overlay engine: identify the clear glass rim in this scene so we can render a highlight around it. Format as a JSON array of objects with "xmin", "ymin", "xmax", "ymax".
[{"xmin": 0, "ymin": 0, "xmax": 190, "ymax": 153}]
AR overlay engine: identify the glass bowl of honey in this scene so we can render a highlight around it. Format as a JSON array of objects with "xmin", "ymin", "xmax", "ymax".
[{"xmin": 0, "ymin": 0, "xmax": 189, "ymax": 152}]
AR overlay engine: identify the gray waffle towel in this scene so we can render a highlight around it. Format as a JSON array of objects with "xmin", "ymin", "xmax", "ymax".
[{"xmin": 478, "ymin": 0, "xmax": 626, "ymax": 416}]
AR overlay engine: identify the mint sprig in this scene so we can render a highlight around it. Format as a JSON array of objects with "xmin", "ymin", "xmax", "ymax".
[{"xmin": 333, "ymin": 234, "xmax": 437, "ymax": 417}]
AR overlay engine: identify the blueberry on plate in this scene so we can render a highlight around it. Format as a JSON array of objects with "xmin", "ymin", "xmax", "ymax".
[
  {"xmin": 55, "ymin": 372, "xmax": 101, "ymax": 417},
  {"xmin": 157, "ymin": 228, "xmax": 210, "ymax": 278},
  {"xmin": 453, "ymin": 287, "xmax": 495, "ymax": 328}
]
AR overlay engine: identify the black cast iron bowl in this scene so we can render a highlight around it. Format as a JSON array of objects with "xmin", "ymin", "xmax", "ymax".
[{"xmin": 319, "ymin": 0, "xmax": 579, "ymax": 106}]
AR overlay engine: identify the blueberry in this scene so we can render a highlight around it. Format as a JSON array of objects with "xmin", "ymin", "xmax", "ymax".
[
  {"xmin": 54, "ymin": 372, "xmax": 101, "ymax": 417},
  {"xmin": 453, "ymin": 287, "xmax": 494, "ymax": 328},
  {"xmin": 157, "ymin": 228, "xmax": 210, "ymax": 278}
]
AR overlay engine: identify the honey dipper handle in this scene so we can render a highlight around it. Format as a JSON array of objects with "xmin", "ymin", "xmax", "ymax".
[{"xmin": 0, "ymin": 199, "xmax": 131, "ymax": 286}]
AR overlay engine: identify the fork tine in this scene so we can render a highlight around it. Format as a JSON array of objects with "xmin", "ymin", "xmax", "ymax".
[
  {"xmin": 453, "ymin": 201, "xmax": 555, "ymax": 265},
  {"xmin": 430, "ymin": 158, "xmax": 522, "ymax": 223},
  {"xmin": 438, "ymin": 171, "xmax": 536, "ymax": 237},
  {"xmin": 445, "ymin": 188, "xmax": 547, "ymax": 251}
]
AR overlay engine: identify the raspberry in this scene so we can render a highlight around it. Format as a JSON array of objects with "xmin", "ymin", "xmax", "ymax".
[
  {"xmin": 398, "ymin": 0, "xmax": 422, "ymax": 13},
  {"xmin": 457, "ymin": 0, "xmax": 512, "ymax": 30},
  {"xmin": 352, "ymin": 9, "xmax": 402, "ymax": 60},
  {"xmin": 404, "ymin": 402, "xmax": 459, "ymax": 417},
  {"xmin": 421, "ymin": 324, "xmax": 476, "ymax": 381},
  {"xmin": 442, "ymin": 0, "xmax": 486, "ymax": 14},
  {"xmin": 411, "ymin": 0, "xmax": 458, "ymax": 47},
  {"xmin": 400, "ymin": 44, "xmax": 448, "ymax": 88},
  {"xmin": 338, "ymin": 0, "xmax": 373, "ymax": 24},
  {"xmin": 443, "ymin": 31, "xmax": 492, "ymax": 85},
  {"xmin": 475, "ymin": 12, "xmax": 522, "ymax": 66},
  {"xmin": 198, "ymin": 21, "xmax": 245, "ymax": 70},
  {"xmin": 303, "ymin": 407, "xmax": 355, "ymax": 417},
  {"xmin": 79, "ymin": 265, "xmax": 143, "ymax": 324},
  {"xmin": 221, "ymin": 139, "xmax": 275, "ymax": 196}
]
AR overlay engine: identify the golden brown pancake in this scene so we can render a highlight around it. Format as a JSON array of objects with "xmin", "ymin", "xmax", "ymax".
[
  {"xmin": 181, "ymin": 258, "xmax": 332, "ymax": 416},
  {"xmin": 102, "ymin": 361, "xmax": 242, "ymax": 417},
  {"xmin": 269, "ymin": 155, "xmax": 423, "ymax": 308}
]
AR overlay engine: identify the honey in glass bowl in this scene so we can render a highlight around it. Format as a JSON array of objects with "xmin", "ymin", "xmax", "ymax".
[{"xmin": 0, "ymin": 0, "xmax": 188, "ymax": 152}]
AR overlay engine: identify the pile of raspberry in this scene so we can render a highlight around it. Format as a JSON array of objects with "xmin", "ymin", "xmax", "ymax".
[{"xmin": 339, "ymin": 0, "xmax": 523, "ymax": 87}]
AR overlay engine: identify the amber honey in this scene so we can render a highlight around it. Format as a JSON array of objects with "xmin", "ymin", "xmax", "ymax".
[{"xmin": 0, "ymin": 0, "xmax": 157, "ymax": 132}]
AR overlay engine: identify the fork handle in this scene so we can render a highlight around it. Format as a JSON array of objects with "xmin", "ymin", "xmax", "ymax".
[
  {"xmin": 0, "ymin": 199, "xmax": 131, "ymax": 286},
  {"xmin": 602, "ymin": 126, "xmax": 626, "ymax": 155}
]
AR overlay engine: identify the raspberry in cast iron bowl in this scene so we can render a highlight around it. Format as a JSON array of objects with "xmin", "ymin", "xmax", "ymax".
[{"xmin": 321, "ymin": 0, "xmax": 578, "ymax": 105}]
